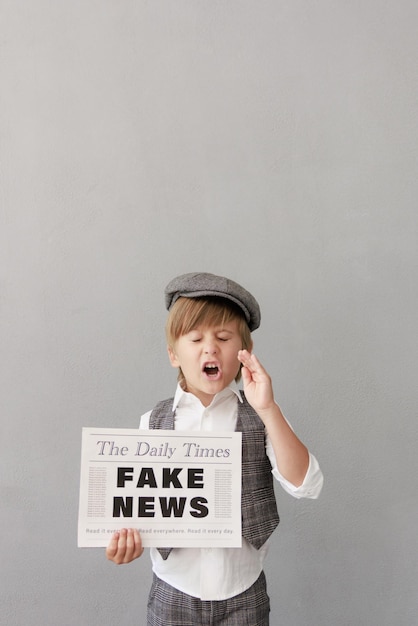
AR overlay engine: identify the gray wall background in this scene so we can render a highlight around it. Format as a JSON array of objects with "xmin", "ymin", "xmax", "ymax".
[{"xmin": 1, "ymin": 2, "xmax": 417, "ymax": 625}]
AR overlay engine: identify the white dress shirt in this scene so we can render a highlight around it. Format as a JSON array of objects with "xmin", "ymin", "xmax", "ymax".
[{"xmin": 139, "ymin": 383, "xmax": 323, "ymax": 601}]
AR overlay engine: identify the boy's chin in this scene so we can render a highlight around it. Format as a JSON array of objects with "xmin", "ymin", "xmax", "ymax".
[
  {"xmin": 200, "ymin": 378, "xmax": 234, "ymax": 395},
  {"xmin": 189, "ymin": 379, "xmax": 227, "ymax": 396}
]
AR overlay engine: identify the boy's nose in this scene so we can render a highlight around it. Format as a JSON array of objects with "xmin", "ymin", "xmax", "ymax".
[{"xmin": 204, "ymin": 343, "xmax": 217, "ymax": 354}]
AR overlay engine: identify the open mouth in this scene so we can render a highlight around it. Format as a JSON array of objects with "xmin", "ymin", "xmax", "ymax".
[{"xmin": 203, "ymin": 363, "xmax": 221, "ymax": 379}]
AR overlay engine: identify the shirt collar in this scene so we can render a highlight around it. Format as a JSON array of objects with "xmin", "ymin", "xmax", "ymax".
[{"xmin": 172, "ymin": 381, "xmax": 243, "ymax": 411}]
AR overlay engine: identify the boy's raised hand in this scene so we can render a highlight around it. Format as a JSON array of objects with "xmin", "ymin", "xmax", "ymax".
[
  {"xmin": 238, "ymin": 350, "xmax": 276, "ymax": 414},
  {"xmin": 106, "ymin": 528, "xmax": 144, "ymax": 565},
  {"xmin": 238, "ymin": 349, "xmax": 310, "ymax": 487}
]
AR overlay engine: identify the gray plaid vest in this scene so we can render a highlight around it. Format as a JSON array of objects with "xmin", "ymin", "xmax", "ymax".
[{"xmin": 149, "ymin": 391, "xmax": 280, "ymax": 560}]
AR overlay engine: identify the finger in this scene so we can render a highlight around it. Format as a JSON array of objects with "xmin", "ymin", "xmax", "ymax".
[
  {"xmin": 237, "ymin": 349, "xmax": 252, "ymax": 367},
  {"xmin": 126, "ymin": 528, "xmax": 135, "ymax": 551},
  {"xmin": 113, "ymin": 528, "xmax": 128, "ymax": 563},
  {"xmin": 132, "ymin": 529, "xmax": 144, "ymax": 558},
  {"xmin": 106, "ymin": 531, "xmax": 120, "ymax": 559},
  {"xmin": 240, "ymin": 365, "xmax": 252, "ymax": 385},
  {"xmin": 117, "ymin": 527, "xmax": 128, "ymax": 552},
  {"xmin": 124, "ymin": 528, "xmax": 143, "ymax": 559},
  {"xmin": 238, "ymin": 350, "xmax": 261, "ymax": 373},
  {"xmin": 120, "ymin": 529, "xmax": 143, "ymax": 563},
  {"xmin": 249, "ymin": 353, "xmax": 265, "ymax": 372}
]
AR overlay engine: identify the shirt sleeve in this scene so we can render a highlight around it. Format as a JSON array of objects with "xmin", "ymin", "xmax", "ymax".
[
  {"xmin": 266, "ymin": 433, "xmax": 324, "ymax": 499},
  {"xmin": 139, "ymin": 411, "xmax": 151, "ymax": 429}
]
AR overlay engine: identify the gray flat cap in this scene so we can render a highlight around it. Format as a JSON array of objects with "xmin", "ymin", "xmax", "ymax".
[{"xmin": 164, "ymin": 272, "xmax": 260, "ymax": 331}]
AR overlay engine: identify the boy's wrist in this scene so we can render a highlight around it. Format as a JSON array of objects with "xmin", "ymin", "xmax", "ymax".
[{"xmin": 256, "ymin": 402, "xmax": 284, "ymax": 424}]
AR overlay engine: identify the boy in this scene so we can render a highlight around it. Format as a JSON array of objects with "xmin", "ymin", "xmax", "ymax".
[{"xmin": 106, "ymin": 272, "xmax": 323, "ymax": 626}]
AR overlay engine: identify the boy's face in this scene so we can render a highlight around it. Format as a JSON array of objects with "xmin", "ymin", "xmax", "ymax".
[{"xmin": 168, "ymin": 319, "xmax": 247, "ymax": 407}]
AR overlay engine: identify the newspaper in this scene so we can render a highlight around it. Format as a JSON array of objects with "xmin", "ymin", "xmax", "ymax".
[{"xmin": 78, "ymin": 427, "xmax": 242, "ymax": 548}]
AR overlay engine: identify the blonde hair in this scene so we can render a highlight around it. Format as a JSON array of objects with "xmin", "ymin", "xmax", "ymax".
[{"xmin": 166, "ymin": 296, "xmax": 253, "ymax": 386}]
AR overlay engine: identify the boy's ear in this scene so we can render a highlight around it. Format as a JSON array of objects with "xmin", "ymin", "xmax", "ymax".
[{"xmin": 167, "ymin": 345, "xmax": 180, "ymax": 368}]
